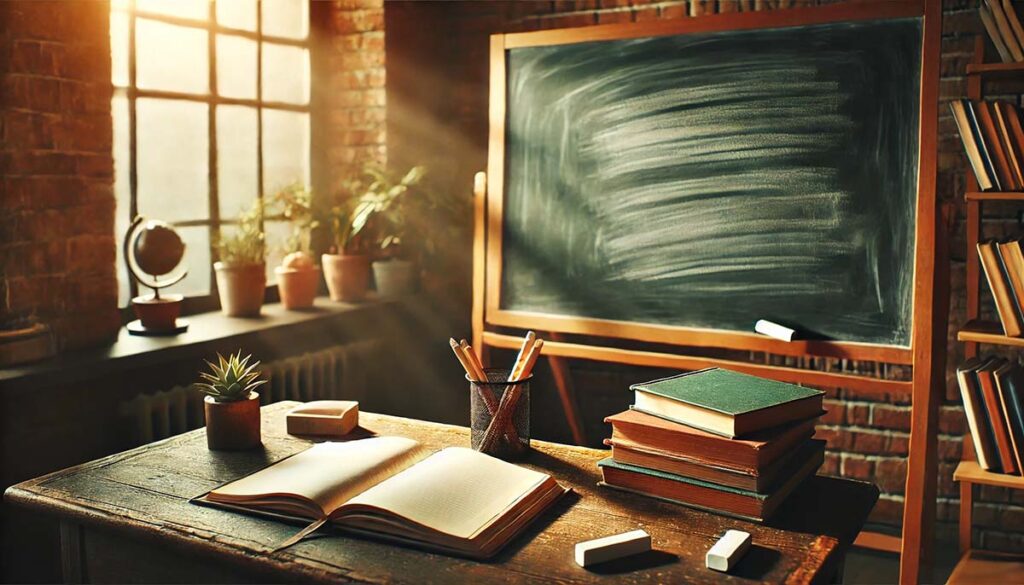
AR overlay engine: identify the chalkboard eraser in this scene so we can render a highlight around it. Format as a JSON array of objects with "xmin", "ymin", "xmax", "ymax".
[
  {"xmin": 754, "ymin": 319, "xmax": 796, "ymax": 342},
  {"xmin": 575, "ymin": 529, "xmax": 651, "ymax": 567},
  {"xmin": 706, "ymin": 530, "xmax": 751, "ymax": 572}
]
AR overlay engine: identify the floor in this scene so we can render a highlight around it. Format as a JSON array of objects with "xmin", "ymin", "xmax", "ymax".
[{"xmin": 843, "ymin": 538, "xmax": 959, "ymax": 584}]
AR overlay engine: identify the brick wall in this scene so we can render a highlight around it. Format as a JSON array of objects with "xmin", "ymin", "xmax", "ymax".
[
  {"xmin": 0, "ymin": 0, "xmax": 120, "ymax": 351},
  {"xmin": 383, "ymin": 0, "xmax": 1024, "ymax": 552}
]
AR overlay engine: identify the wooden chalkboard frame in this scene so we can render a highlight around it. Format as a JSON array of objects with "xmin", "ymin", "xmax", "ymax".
[{"xmin": 474, "ymin": 1, "xmax": 944, "ymax": 583}]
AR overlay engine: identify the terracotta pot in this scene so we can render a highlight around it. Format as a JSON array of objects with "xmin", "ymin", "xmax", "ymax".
[
  {"xmin": 214, "ymin": 262, "xmax": 266, "ymax": 317},
  {"xmin": 322, "ymin": 254, "xmax": 369, "ymax": 302},
  {"xmin": 132, "ymin": 294, "xmax": 183, "ymax": 329},
  {"xmin": 204, "ymin": 392, "xmax": 262, "ymax": 450},
  {"xmin": 372, "ymin": 260, "xmax": 416, "ymax": 298},
  {"xmin": 275, "ymin": 266, "xmax": 320, "ymax": 309}
]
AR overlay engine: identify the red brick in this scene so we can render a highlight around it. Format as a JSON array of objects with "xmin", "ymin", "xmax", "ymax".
[
  {"xmin": 872, "ymin": 404, "xmax": 912, "ymax": 431},
  {"xmin": 850, "ymin": 430, "xmax": 886, "ymax": 454},
  {"xmin": 841, "ymin": 455, "xmax": 873, "ymax": 480}
]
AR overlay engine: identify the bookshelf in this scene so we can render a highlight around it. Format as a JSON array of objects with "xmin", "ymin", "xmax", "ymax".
[{"xmin": 953, "ymin": 34, "xmax": 1024, "ymax": 584}]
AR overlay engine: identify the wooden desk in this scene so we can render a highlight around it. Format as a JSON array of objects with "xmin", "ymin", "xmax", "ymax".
[{"xmin": 5, "ymin": 402, "xmax": 877, "ymax": 584}]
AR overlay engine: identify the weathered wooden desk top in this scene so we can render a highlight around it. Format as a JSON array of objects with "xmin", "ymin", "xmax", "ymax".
[{"xmin": 5, "ymin": 402, "xmax": 877, "ymax": 584}]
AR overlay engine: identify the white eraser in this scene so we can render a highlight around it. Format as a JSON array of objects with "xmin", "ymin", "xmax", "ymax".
[
  {"xmin": 755, "ymin": 319, "xmax": 796, "ymax": 342},
  {"xmin": 706, "ymin": 530, "xmax": 751, "ymax": 572},
  {"xmin": 575, "ymin": 529, "xmax": 651, "ymax": 567}
]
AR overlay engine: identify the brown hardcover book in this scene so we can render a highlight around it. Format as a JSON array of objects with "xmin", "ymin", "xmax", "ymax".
[
  {"xmin": 977, "ymin": 358, "xmax": 1019, "ymax": 474},
  {"xmin": 597, "ymin": 441, "xmax": 825, "ymax": 522},
  {"xmin": 994, "ymin": 361, "xmax": 1024, "ymax": 473},
  {"xmin": 989, "ymin": 0, "xmax": 1024, "ymax": 61},
  {"xmin": 978, "ymin": 240, "xmax": 1024, "ymax": 336},
  {"xmin": 951, "ymin": 100, "xmax": 994, "ymax": 190},
  {"xmin": 1005, "ymin": 0, "xmax": 1024, "ymax": 51},
  {"xmin": 958, "ymin": 357, "xmax": 1000, "ymax": 471},
  {"xmin": 998, "ymin": 239, "xmax": 1024, "ymax": 319},
  {"xmin": 995, "ymin": 102, "xmax": 1024, "ymax": 189},
  {"xmin": 1006, "ymin": 103, "xmax": 1024, "ymax": 181},
  {"xmin": 604, "ymin": 436, "xmax": 815, "ymax": 493},
  {"xmin": 605, "ymin": 409, "xmax": 817, "ymax": 474},
  {"xmin": 977, "ymin": 101, "xmax": 1017, "ymax": 190}
]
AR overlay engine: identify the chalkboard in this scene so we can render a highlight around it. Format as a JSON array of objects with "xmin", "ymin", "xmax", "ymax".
[{"xmin": 498, "ymin": 17, "xmax": 922, "ymax": 347}]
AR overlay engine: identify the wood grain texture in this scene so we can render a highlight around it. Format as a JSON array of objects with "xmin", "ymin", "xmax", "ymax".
[{"xmin": 5, "ymin": 403, "xmax": 877, "ymax": 584}]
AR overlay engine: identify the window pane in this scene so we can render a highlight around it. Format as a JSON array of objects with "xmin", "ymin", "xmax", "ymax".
[
  {"xmin": 262, "ymin": 109, "xmax": 310, "ymax": 194},
  {"xmin": 136, "ymin": 0, "xmax": 208, "ymax": 20},
  {"xmin": 216, "ymin": 34, "xmax": 257, "ymax": 99},
  {"xmin": 163, "ymin": 225, "xmax": 212, "ymax": 297},
  {"xmin": 136, "ymin": 19, "xmax": 209, "ymax": 95},
  {"xmin": 261, "ymin": 43, "xmax": 309, "ymax": 104},
  {"xmin": 136, "ymin": 98, "xmax": 209, "ymax": 222},
  {"xmin": 217, "ymin": 0, "xmax": 256, "ymax": 31},
  {"xmin": 113, "ymin": 92, "xmax": 132, "ymax": 306},
  {"xmin": 261, "ymin": 0, "xmax": 308, "ymax": 39},
  {"xmin": 264, "ymin": 220, "xmax": 290, "ymax": 280},
  {"xmin": 217, "ymin": 105, "xmax": 258, "ymax": 219},
  {"xmin": 110, "ymin": 11, "xmax": 129, "ymax": 88}
]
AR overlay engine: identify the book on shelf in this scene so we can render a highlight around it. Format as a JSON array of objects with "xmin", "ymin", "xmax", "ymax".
[
  {"xmin": 958, "ymin": 357, "xmax": 1001, "ymax": 471},
  {"xmin": 194, "ymin": 436, "xmax": 569, "ymax": 558},
  {"xmin": 978, "ymin": 240, "xmax": 1023, "ymax": 336},
  {"xmin": 1005, "ymin": 0, "xmax": 1024, "ymax": 53},
  {"xmin": 982, "ymin": 2, "xmax": 1016, "ymax": 63},
  {"xmin": 978, "ymin": 101, "xmax": 1018, "ymax": 190},
  {"xmin": 952, "ymin": 100, "xmax": 994, "ymax": 191},
  {"xmin": 603, "ymin": 435, "xmax": 818, "ymax": 493},
  {"xmin": 597, "ymin": 440, "xmax": 825, "ymax": 522},
  {"xmin": 604, "ymin": 409, "xmax": 817, "ymax": 474},
  {"xmin": 977, "ymin": 358, "xmax": 1019, "ymax": 474},
  {"xmin": 995, "ymin": 361, "xmax": 1024, "ymax": 472},
  {"xmin": 1004, "ymin": 102, "xmax": 1024, "ymax": 183},
  {"xmin": 989, "ymin": 0, "xmax": 1024, "ymax": 61},
  {"xmin": 967, "ymin": 100, "xmax": 1004, "ymax": 191},
  {"xmin": 629, "ymin": 368, "xmax": 824, "ymax": 439},
  {"xmin": 994, "ymin": 103, "xmax": 1024, "ymax": 188}
]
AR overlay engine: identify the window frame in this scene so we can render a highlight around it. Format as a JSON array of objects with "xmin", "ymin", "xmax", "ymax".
[{"xmin": 114, "ymin": 0, "xmax": 311, "ymax": 314}]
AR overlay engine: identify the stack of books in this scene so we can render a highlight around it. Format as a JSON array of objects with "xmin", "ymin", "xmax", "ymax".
[
  {"xmin": 977, "ymin": 239, "xmax": 1024, "ymax": 337},
  {"xmin": 950, "ymin": 99, "xmax": 1024, "ymax": 192},
  {"xmin": 957, "ymin": 357, "xmax": 1024, "ymax": 476},
  {"xmin": 979, "ymin": 0, "xmax": 1024, "ymax": 64},
  {"xmin": 598, "ymin": 368, "xmax": 825, "ymax": 522}
]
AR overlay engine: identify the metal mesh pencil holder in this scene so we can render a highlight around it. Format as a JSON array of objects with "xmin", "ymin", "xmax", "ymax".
[{"xmin": 469, "ymin": 369, "xmax": 531, "ymax": 460}]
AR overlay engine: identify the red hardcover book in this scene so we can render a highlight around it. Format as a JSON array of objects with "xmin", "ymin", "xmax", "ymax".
[{"xmin": 977, "ymin": 358, "xmax": 1019, "ymax": 474}]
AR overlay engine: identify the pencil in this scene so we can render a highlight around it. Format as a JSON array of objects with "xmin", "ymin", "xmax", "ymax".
[
  {"xmin": 449, "ymin": 338, "xmax": 479, "ymax": 382},
  {"xmin": 514, "ymin": 339, "xmax": 544, "ymax": 382},
  {"xmin": 508, "ymin": 331, "xmax": 536, "ymax": 382},
  {"xmin": 460, "ymin": 339, "xmax": 488, "ymax": 382}
]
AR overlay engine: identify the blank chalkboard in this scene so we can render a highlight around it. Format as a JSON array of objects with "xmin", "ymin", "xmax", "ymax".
[{"xmin": 498, "ymin": 17, "xmax": 922, "ymax": 347}]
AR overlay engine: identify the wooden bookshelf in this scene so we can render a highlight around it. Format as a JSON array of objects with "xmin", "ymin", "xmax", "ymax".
[
  {"xmin": 966, "ymin": 61, "xmax": 1024, "ymax": 77},
  {"xmin": 957, "ymin": 320, "xmax": 1024, "ymax": 347},
  {"xmin": 947, "ymin": 550, "xmax": 1024, "ymax": 585},
  {"xmin": 954, "ymin": 460, "xmax": 1024, "ymax": 490},
  {"xmin": 965, "ymin": 191, "xmax": 1024, "ymax": 201}
]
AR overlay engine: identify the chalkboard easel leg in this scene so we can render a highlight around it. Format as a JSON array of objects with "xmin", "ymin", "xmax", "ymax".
[{"xmin": 548, "ymin": 333, "xmax": 586, "ymax": 446}]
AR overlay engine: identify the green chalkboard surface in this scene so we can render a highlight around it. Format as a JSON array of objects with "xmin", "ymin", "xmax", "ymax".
[{"xmin": 500, "ymin": 18, "xmax": 922, "ymax": 347}]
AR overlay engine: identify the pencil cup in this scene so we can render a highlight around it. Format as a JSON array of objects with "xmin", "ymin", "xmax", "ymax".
[{"xmin": 469, "ymin": 369, "xmax": 531, "ymax": 460}]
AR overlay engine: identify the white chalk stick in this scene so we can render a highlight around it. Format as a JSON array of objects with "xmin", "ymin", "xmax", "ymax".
[
  {"xmin": 575, "ymin": 529, "xmax": 651, "ymax": 567},
  {"xmin": 706, "ymin": 530, "xmax": 751, "ymax": 572},
  {"xmin": 755, "ymin": 319, "xmax": 796, "ymax": 342}
]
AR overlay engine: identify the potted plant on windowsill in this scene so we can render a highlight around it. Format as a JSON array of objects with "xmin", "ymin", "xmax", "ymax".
[
  {"xmin": 270, "ymin": 183, "xmax": 320, "ymax": 310},
  {"xmin": 194, "ymin": 351, "xmax": 266, "ymax": 451},
  {"xmin": 214, "ymin": 199, "xmax": 266, "ymax": 317},
  {"xmin": 321, "ymin": 174, "xmax": 378, "ymax": 303},
  {"xmin": 364, "ymin": 166, "xmax": 427, "ymax": 298}
]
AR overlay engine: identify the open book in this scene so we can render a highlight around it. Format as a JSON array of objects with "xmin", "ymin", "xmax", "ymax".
[{"xmin": 194, "ymin": 437, "xmax": 568, "ymax": 559}]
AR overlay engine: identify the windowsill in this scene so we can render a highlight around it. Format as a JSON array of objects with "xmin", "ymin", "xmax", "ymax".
[{"xmin": 0, "ymin": 296, "xmax": 394, "ymax": 391}]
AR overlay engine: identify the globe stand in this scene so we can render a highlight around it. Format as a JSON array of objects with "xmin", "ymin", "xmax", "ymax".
[{"xmin": 123, "ymin": 216, "xmax": 190, "ymax": 337}]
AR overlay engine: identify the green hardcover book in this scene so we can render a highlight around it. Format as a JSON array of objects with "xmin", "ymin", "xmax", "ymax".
[
  {"xmin": 630, "ymin": 368, "xmax": 824, "ymax": 438},
  {"xmin": 598, "ymin": 440, "xmax": 825, "ymax": 522}
]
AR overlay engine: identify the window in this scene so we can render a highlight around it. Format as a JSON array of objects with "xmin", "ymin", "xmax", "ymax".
[{"xmin": 111, "ymin": 0, "xmax": 311, "ymax": 307}]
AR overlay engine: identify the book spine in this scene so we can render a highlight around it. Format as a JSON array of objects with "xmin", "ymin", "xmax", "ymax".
[
  {"xmin": 982, "ymin": 4, "xmax": 1015, "ymax": 63},
  {"xmin": 958, "ymin": 366, "xmax": 998, "ymax": 470},
  {"xmin": 978, "ymin": 101, "xmax": 1017, "ymax": 190},
  {"xmin": 1004, "ymin": 0, "xmax": 1024, "ymax": 51},
  {"xmin": 994, "ymin": 102, "xmax": 1024, "ymax": 189},
  {"xmin": 951, "ymin": 101, "xmax": 994, "ymax": 191},
  {"xmin": 988, "ymin": 0, "xmax": 1024, "ymax": 60},
  {"xmin": 999, "ymin": 365, "xmax": 1024, "ymax": 472},
  {"xmin": 978, "ymin": 362, "xmax": 1018, "ymax": 474},
  {"xmin": 978, "ymin": 241, "xmax": 1023, "ymax": 336},
  {"xmin": 967, "ymin": 100, "xmax": 1004, "ymax": 191}
]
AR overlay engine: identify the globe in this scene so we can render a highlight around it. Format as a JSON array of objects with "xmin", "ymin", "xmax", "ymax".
[{"xmin": 132, "ymin": 220, "xmax": 185, "ymax": 277}]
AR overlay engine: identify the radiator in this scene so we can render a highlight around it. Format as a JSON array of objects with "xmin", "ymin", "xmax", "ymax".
[{"xmin": 119, "ymin": 340, "xmax": 382, "ymax": 446}]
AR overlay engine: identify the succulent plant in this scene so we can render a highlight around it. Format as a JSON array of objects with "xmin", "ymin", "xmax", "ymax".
[{"xmin": 194, "ymin": 351, "xmax": 267, "ymax": 402}]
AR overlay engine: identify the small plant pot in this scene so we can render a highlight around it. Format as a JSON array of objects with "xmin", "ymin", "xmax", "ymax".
[
  {"xmin": 372, "ymin": 259, "xmax": 416, "ymax": 297},
  {"xmin": 131, "ymin": 293, "xmax": 183, "ymax": 329},
  {"xmin": 204, "ymin": 392, "xmax": 262, "ymax": 450},
  {"xmin": 214, "ymin": 262, "xmax": 266, "ymax": 317},
  {"xmin": 275, "ymin": 266, "xmax": 320, "ymax": 309},
  {"xmin": 322, "ymin": 253, "xmax": 369, "ymax": 302}
]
